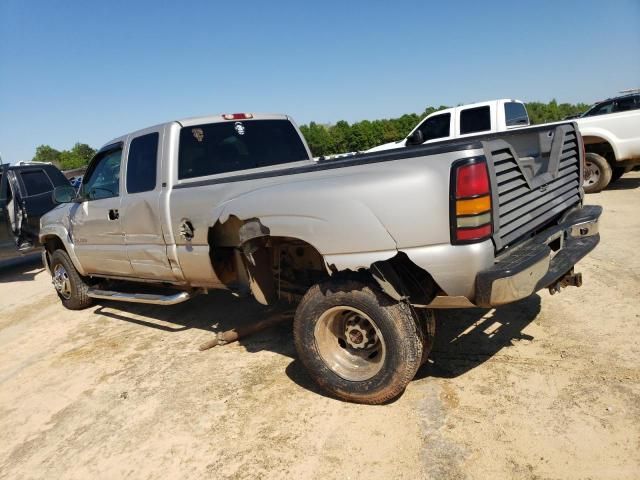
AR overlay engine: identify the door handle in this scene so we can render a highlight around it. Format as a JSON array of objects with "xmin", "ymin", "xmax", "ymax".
[{"xmin": 108, "ymin": 209, "xmax": 119, "ymax": 221}]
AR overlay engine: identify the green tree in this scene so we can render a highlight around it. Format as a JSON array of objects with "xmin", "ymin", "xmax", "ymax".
[
  {"xmin": 70, "ymin": 142, "xmax": 96, "ymax": 164},
  {"xmin": 36, "ymin": 142, "xmax": 96, "ymax": 170},
  {"xmin": 32, "ymin": 145, "xmax": 61, "ymax": 166}
]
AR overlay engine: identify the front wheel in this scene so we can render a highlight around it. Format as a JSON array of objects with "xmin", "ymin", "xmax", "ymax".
[
  {"xmin": 293, "ymin": 278, "xmax": 424, "ymax": 404},
  {"xmin": 583, "ymin": 152, "xmax": 612, "ymax": 194},
  {"xmin": 50, "ymin": 249, "xmax": 93, "ymax": 310}
]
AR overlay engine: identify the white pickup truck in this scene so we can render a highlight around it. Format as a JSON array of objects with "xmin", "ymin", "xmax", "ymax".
[
  {"xmin": 367, "ymin": 99, "xmax": 530, "ymax": 152},
  {"xmin": 571, "ymin": 91, "xmax": 640, "ymax": 193}
]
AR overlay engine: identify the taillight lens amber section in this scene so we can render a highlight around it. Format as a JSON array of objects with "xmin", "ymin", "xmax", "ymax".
[{"xmin": 456, "ymin": 195, "xmax": 491, "ymax": 216}]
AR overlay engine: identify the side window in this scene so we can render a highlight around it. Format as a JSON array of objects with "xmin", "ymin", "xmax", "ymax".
[
  {"xmin": 585, "ymin": 101, "xmax": 613, "ymax": 116},
  {"xmin": 21, "ymin": 170, "xmax": 53, "ymax": 196},
  {"xmin": 613, "ymin": 95, "xmax": 640, "ymax": 113},
  {"xmin": 82, "ymin": 147, "xmax": 122, "ymax": 201},
  {"xmin": 460, "ymin": 106, "xmax": 491, "ymax": 135},
  {"xmin": 504, "ymin": 102, "xmax": 529, "ymax": 127},
  {"xmin": 127, "ymin": 133, "xmax": 159, "ymax": 194},
  {"xmin": 417, "ymin": 113, "xmax": 451, "ymax": 142}
]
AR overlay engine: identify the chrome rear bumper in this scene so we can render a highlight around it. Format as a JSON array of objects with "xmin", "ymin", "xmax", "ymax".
[{"xmin": 475, "ymin": 205, "xmax": 602, "ymax": 308}]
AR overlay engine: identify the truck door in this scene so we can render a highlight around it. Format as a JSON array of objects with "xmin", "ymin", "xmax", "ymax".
[
  {"xmin": 70, "ymin": 143, "xmax": 134, "ymax": 276},
  {"xmin": 0, "ymin": 165, "xmax": 15, "ymax": 259},
  {"xmin": 120, "ymin": 129, "xmax": 176, "ymax": 280}
]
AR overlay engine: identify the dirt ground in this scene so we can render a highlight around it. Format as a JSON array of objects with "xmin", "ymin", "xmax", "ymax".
[{"xmin": 1, "ymin": 173, "xmax": 639, "ymax": 480}]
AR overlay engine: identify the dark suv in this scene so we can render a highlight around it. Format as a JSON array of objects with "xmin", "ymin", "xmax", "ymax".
[{"xmin": 0, "ymin": 162, "xmax": 70, "ymax": 260}]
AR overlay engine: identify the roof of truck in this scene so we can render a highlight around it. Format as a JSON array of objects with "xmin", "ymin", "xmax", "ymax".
[{"xmin": 100, "ymin": 113, "xmax": 291, "ymax": 151}]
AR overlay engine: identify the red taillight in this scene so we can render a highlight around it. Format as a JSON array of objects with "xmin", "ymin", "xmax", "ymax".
[
  {"xmin": 451, "ymin": 159, "xmax": 493, "ymax": 244},
  {"xmin": 456, "ymin": 162, "xmax": 490, "ymax": 198},
  {"xmin": 222, "ymin": 113, "xmax": 253, "ymax": 120},
  {"xmin": 456, "ymin": 224, "xmax": 492, "ymax": 241}
]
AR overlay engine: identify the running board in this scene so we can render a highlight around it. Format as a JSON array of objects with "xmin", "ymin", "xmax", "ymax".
[{"xmin": 87, "ymin": 288, "xmax": 202, "ymax": 305}]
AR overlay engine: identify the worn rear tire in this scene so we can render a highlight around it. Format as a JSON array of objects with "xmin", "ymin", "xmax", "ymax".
[
  {"xmin": 583, "ymin": 152, "xmax": 612, "ymax": 194},
  {"xmin": 293, "ymin": 278, "xmax": 423, "ymax": 404},
  {"xmin": 50, "ymin": 250, "xmax": 93, "ymax": 310}
]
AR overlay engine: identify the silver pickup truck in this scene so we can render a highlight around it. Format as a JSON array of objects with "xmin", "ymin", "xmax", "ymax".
[{"xmin": 40, "ymin": 112, "xmax": 601, "ymax": 404}]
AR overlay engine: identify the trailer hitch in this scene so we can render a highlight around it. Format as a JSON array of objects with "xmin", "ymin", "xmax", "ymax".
[{"xmin": 548, "ymin": 268, "xmax": 582, "ymax": 295}]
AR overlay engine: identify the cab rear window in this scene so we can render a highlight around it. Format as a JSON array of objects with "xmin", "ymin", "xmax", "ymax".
[{"xmin": 178, "ymin": 120, "xmax": 310, "ymax": 179}]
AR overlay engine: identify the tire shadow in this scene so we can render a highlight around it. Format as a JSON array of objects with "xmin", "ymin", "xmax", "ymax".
[
  {"xmin": 604, "ymin": 176, "xmax": 640, "ymax": 191},
  {"xmin": 417, "ymin": 295, "xmax": 541, "ymax": 379}
]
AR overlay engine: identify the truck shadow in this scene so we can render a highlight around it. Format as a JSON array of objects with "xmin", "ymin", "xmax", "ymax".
[
  {"xmin": 92, "ymin": 290, "xmax": 297, "ymax": 358},
  {"xmin": 0, "ymin": 253, "xmax": 44, "ymax": 283},
  {"xmin": 92, "ymin": 290, "xmax": 541, "ymax": 398},
  {"xmin": 416, "ymin": 294, "xmax": 541, "ymax": 379},
  {"xmin": 605, "ymin": 176, "xmax": 640, "ymax": 190}
]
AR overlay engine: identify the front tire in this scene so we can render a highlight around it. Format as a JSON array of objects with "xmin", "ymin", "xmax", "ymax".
[
  {"xmin": 293, "ymin": 278, "xmax": 423, "ymax": 404},
  {"xmin": 50, "ymin": 250, "xmax": 93, "ymax": 310},
  {"xmin": 583, "ymin": 152, "xmax": 612, "ymax": 194}
]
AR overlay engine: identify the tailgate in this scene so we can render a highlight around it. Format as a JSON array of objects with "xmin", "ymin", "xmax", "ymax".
[{"xmin": 482, "ymin": 123, "xmax": 583, "ymax": 251}]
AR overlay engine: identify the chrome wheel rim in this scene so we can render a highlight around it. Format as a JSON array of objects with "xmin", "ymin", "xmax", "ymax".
[
  {"xmin": 584, "ymin": 160, "xmax": 601, "ymax": 187},
  {"xmin": 314, "ymin": 306, "xmax": 386, "ymax": 381},
  {"xmin": 52, "ymin": 264, "xmax": 72, "ymax": 299}
]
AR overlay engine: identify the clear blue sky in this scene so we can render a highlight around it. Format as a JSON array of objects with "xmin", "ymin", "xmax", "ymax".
[{"xmin": 1, "ymin": 0, "xmax": 639, "ymax": 163}]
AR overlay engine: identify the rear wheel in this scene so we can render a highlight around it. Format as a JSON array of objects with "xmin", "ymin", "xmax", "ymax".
[
  {"xmin": 50, "ymin": 250, "xmax": 93, "ymax": 310},
  {"xmin": 293, "ymin": 278, "xmax": 423, "ymax": 404},
  {"xmin": 583, "ymin": 152, "xmax": 612, "ymax": 194}
]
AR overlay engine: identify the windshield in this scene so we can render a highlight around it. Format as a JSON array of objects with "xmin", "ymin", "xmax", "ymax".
[{"xmin": 178, "ymin": 119, "xmax": 310, "ymax": 179}]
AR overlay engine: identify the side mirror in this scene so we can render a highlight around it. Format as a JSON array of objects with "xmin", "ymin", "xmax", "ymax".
[
  {"xmin": 406, "ymin": 129, "xmax": 424, "ymax": 146},
  {"xmin": 52, "ymin": 185, "xmax": 78, "ymax": 204}
]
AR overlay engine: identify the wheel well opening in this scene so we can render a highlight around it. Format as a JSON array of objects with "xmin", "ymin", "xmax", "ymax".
[
  {"xmin": 583, "ymin": 137, "xmax": 615, "ymax": 163},
  {"xmin": 370, "ymin": 252, "xmax": 440, "ymax": 305},
  {"xmin": 43, "ymin": 236, "xmax": 66, "ymax": 254},
  {"xmin": 208, "ymin": 216, "xmax": 329, "ymax": 305}
]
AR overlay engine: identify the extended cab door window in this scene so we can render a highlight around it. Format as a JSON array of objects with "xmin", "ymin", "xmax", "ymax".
[
  {"xmin": 126, "ymin": 133, "xmax": 159, "ymax": 193},
  {"xmin": 82, "ymin": 146, "xmax": 123, "ymax": 200},
  {"xmin": 460, "ymin": 106, "xmax": 491, "ymax": 135},
  {"xmin": 417, "ymin": 113, "xmax": 451, "ymax": 142}
]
